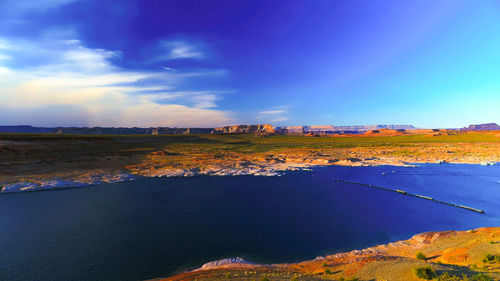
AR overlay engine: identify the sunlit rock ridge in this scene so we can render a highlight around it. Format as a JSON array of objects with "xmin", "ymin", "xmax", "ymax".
[
  {"xmin": 211, "ymin": 124, "xmax": 275, "ymax": 134},
  {"xmin": 275, "ymin": 125, "xmax": 417, "ymax": 135}
]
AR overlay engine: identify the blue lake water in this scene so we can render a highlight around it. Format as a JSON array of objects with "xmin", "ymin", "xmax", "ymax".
[{"xmin": 0, "ymin": 164, "xmax": 499, "ymax": 281}]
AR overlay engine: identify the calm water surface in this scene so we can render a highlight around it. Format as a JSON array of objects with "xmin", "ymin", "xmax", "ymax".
[{"xmin": 0, "ymin": 164, "xmax": 499, "ymax": 281}]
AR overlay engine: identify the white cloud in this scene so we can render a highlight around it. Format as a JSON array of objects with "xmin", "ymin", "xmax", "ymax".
[
  {"xmin": 260, "ymin": 110, "xmax": 286, "ymax": 115},
  {"xmin": 159, "ymin": 40, "xmax": 204, "ymax": 60},
  {"xmin": 144, "ymin": 90, "xmax": 229, "ymax": 110},
  {"xmin": 0, "ymin": 37, "xmax": 233, "ymax": 127}
]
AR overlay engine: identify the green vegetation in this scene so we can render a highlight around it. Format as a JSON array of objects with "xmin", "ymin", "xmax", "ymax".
[
  {"xmin": 471, "ymin": 273, "xmax": 494, "ymax": 281},
  {"xmin": 0, "ymin": 129, "xmax": 500, "ymax": 145},
  {"xmin": 415, "ymin": 266, "xmax": 437, "ymax": 280},
  {"xmin": 2, "ymin": 131, "xmax": 498, "ymax": 161},
  {"xmin": 324, "ymin": 268, "xmax": 333, "ymax": 275},
  {"xmin": 436, "ymin": 272, "xmax": 464, "ymax": 281},
  {"xmin": 339, "ymin": 277, "xmax": 360, "ymax": 281},
  {"xmin": 260, "ymin": 277, "xmax": 270, "ymax": 281},
  {"xmin": 415, "ymin": 271, "xmax": 495, "ymax": 281},
  {"xmin": 2, "ymin": 131, "xmax": 499, "ymax": 180},
  {"xmin": 482, "ymin": 253, "xmax": 500, "ymax": 263},
  {"xmin": 416, "ymin": 252, "xmax": 427, "ymax": 260}
]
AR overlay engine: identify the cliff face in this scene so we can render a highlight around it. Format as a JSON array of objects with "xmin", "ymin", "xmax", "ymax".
[
  {"xmin": 211, "ymin": 124, "xmax": 275, "ymax": 134},
  {"xmin": 274, "ymin": 126, "xmax": 305, "ymax": 135},
  {"xmin": 463, "ymin": 123, "xmax": 500, "ymax": 131}
]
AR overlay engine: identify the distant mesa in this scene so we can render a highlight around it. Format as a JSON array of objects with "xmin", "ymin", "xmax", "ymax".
[
  {"xmin": 274, "ymin": 125, "xmax": 417, "ymax": 135},
  {"xmin": 462, "ymin": 123, "xmax": 500, "ymax": 131},
  {"xmin": 53, "ymin": 127, "xmax": 213, "ymax": 135},
  {"xmin": 211, "ymin": 124, "xmax": 275, "ymax": 134},
  {"xmin": 0, "ymin": 125, "xmax": 212, "ymax": 135},
  {"xmin": 0, "ymin": 124, "xmax": 420, "ymax": 135},
  {"xmin": 0, "ymin": 125, "xmax": 54, "ymax": 133},
  {"xmin": 14, "ymin": 123, "xmax": 500, "ymax": 135}
]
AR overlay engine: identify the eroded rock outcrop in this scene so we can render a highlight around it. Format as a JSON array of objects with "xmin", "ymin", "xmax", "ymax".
[
  {"xmin": 198, "ymin": 258, "xmax": 254, "ymax": 270},
  {"xmin": 275, "ymin": 125, "xmax": 417, "ymax": 135},
  {"xmin": 211, "ymin": 124, "xmax": 275, "ymax": 134}
]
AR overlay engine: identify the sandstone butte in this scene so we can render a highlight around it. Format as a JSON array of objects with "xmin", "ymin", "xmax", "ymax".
[{"xmin": 154, "ymin": 227, "xmax": 500, "ymax": 281}]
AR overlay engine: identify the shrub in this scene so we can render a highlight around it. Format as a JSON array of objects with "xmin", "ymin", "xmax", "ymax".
[
  {"xmin": 416, "ymin": 252, "xmax": 427, "ymax": 260},
  {"xmin": 260, "ymin": 277, "xmax": 270, "ymax": 281},
  {"xmin": 436, "ymin": 272, "xmax": 461, "ymax": 281},
  {"xmin": 482, "ymin": 253, "xmax": 499, "ymax": 263},
  {"xmin": 340, "ymin": 278, "xmax": 360, "ymax": 281},
  {"xmin": 484, "ymin": 254, "xmax": 495, "ymax": 261},
  {"xmin": 324, "ymin": 268, "xmax": 333, "ymax": 275},
  {"xmin": 472, "ymin": 273, "xmax": 493, "ymax": 281},
  {"xmin": 415, "ymin": 266, "xmax": 437, "ymax": 280}
]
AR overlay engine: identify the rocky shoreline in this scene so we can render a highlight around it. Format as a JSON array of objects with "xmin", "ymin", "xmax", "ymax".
[
  {"xmin": 160, "ymin": 227, "xmax": 500, "ymax": 281},
  {"xmin": 1, "ymin": 156, "xmax": 496, "ymax": 193},
  {"xmin": 2, "ymin": 132, "xmax": 500, "ymax": 193},
  {"xmin": 0, "ymin": 161, "xmax": 314, "ymax": 193}
]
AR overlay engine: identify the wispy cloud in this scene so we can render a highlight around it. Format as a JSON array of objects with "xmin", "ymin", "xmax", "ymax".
[
  {"xmin": 0, "ymin": 54, "xmax": 10, "ymax": 61},
  {"xmin": 260, "ymin": 110, "xmax": 286, "ymax": 115},
  {"xmin": 0, "ymin": 0, "xmax": 81, "ymax": 14},
  {"xmin": 161, "ymin": 66, "xmax": 176, "ymax": 71},
  {"xmin": 0, "ymin": 39, "xmax": 13, "ymax": 50},
  {"xmin": 258, "ymin": 106, "xmax": 290, "ymax": 123},
  {"xmin": 0, "ymin": 35, "xmax": 233, "ymax": 127},
  {"xmin": 158, "ymin": 40, "xmax": 205, "ymax": 60},
  {"xmin": 144, "ymin": 90, "xmax": 229, "ymax": 109}
]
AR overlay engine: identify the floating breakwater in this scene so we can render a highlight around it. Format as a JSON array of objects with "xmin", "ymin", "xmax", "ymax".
[{"xmin": 333, "ymin": 178, "xmax": 485, "ymax": 214}]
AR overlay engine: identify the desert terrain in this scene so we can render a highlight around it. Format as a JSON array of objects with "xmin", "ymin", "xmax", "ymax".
[{"xmin": 1, "ymin": 129, "xmax": 500, "ymax": 192}]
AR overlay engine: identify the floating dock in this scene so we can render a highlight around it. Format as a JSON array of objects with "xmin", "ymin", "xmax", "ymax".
[{"xmin": 332, "ymin": 178, "xmax": 485, "ymax": 214}]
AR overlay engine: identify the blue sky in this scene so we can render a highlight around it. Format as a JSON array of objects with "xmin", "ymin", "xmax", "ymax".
[{"xmin": 0, "ymin": 0, "xmax": 499, "ymax": 128}]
